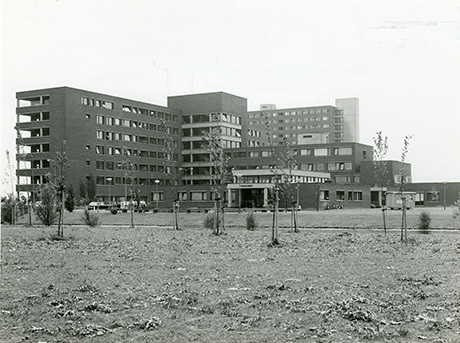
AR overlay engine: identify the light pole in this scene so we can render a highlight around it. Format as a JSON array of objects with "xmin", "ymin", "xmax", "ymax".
[
  {"xmin": 155, "ymin": 179, "xmax": 160, "ymax": 208},
  {"xmin": 107, "ymin": 177, "xmax": 112, "ymax": 203}
]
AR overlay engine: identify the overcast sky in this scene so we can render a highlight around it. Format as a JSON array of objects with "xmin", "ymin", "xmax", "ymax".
[{"xmin": 2, "ymin": 0, "xmax": 460, "ymax": 183}]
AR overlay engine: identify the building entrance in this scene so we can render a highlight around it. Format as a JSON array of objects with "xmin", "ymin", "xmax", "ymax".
[{"xmin": 241, "ymin": 189, "xmax": 265, "ymax": 208}]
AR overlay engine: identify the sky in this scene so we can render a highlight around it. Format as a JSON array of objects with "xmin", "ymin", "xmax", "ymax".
[{"xmin": 2, "ymin": 0, "xmax": 460, "ymax": 186}]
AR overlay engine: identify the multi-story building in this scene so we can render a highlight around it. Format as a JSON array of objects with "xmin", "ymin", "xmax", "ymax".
[
  {"xmin": 167, "ymin": 92, "xmax": 247, "ymax": 186},
  {"xmin": 15, "ymin": 87, "xmax": 181, "ymax": 204},
  {"xmin": 22, "ymin": 87, "xmax": 460, "ymax": 211},
  {"xmin": 246, "ymin": 97, "xmax": 359, "ymax": 146}
]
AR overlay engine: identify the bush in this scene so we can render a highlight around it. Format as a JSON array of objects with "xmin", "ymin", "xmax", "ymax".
[
  {"xmin": 35, "ymin": 183, "xmax": 59, "ymax": 226},
  {"xmin": 203, "ymin": 211, "xmax": 216, "ymax": 230},
  {"xmin": 81, "ymin": 208, "xmax": 101, "ymax": 227},
  {"xmin": 64, "ymin": 185, "xmax": 75, "ymax": 212},
  {"xmin": 417, "ymin": 210, "xmax": 431, "ymax": 234},
  {"xmin": 1, "ymin": 194, "xmax": 15, "ymax": 224},
  {"xmin": 246, "ymin": 210, "xmax": 257, "ymax": 231}
]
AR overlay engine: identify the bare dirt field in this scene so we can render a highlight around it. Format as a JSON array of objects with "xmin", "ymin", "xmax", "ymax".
[{"xmin": 1, "ymin": 210, "xmax": 460, "ymax": 342}]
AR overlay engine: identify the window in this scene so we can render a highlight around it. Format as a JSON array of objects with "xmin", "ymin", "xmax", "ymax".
[
  {"xmin": 96, "ymin": 146, "xmax": 104, "ymax": 154},
  {"xmin": 314, "ymin": 148, "xmax": 328, "ymax": 156},
  {"xmin": 106, "ymin": 161, "xmax": 114, "ymax": 170},
  {"xmin": 86, "ymin": 160, "xmax": 91, "ymax": 166},
  {"xmin": 86, "ymin": 144, "xmax": 91, "ymax": 151},
  {"xmin": 336, "ymin": 191, "xmax": 345, "ymax": 200},
  {"xmin": 96, "ymin": 131, "xmax": 104, "ymax": 139},
  {"xmin": 426, "ymin": 191, "xmax": 440, "ymax": 202},
  {"xmin": 177, "ymin": 192, "xmax": 188, "ymax": 201},
  {"xmin": 96, "ymin": 161, "xmax": 105, "ymax": 170},
  {"xmin": 191, "ymin": 191, "xmax": 207, "ymax": 201},
  {"xmin": 152, "ymin": 192, "xmax": 164, "ymax": 201},
  {"xmin": 333, "ymin": 147, "xmax": 352, "ymax": 156},
  {"xmin": 353, "ymin": 191, "xmax": 363, "ymax": 201},
  {"xmin": 319, "ymin": 190, "xmax": 329, "ymax": 201},
  {"xmin": 86, "ymin": 114, "xmax": 91, "ymax": 120},
  {"xmin": 103, "ymin": 101, "xmax": 113, "ymax": 110}
]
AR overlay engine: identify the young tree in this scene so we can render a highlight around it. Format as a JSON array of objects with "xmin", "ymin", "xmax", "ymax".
[
  {"xmin": 50, "ymin": 152, "xmax": 69, "ymax": 237},
  {"xmin": 277, "ymin": 137, "xmax": 299, "ymax": 233},
  {"xmin": 120, "ymin": 147, "xmax": 136, "ymax": 228},
  {"xmin": 263, "ymin": 113, "xmax": 281, "ymax": 245},
  {"xmin": 160, "ymin": 120, "xmax": 180, "ymax": 230},
  {"xmin": 202, "ymin": 118, "xmax": 229, "ymax": 236},
  {"xmin": 373, "ymin": 131, "xmax": 389, "ymax": 233},
  {"xmin": 35, "ymin": 175, "xmax": 59, "ymax": 226},
  {"xmin": 1, "ymin": 194, "xmax": 16, "ymax": 224},
  {"xmin": 4, "ymin": 150, "xmax": 16, "ymax": 225},
  {"xmin": 15, "ymin": 127, "xmax": 34, "ymax": 225},
  {"xmin": 399, "ymin": 135, "xmax": 413, "ymax": 243}
]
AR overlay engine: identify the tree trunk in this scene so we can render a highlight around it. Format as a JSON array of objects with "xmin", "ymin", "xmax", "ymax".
[
  {"xmin": 130, "ymin": 193, "xmax": 134, "ymax": 229},
  {"xmin": 382, "ymin": 207, "xmax": 387, "ymax": 234},
  {"xmin": 271, "ymin": 189, "xmax": 279, "ymax": 245},
  {"xmin": 400, "ymin": 197, "xmax": 407, "ymax": 243},
  {"xmin": 293, "ymin": 205, "xmax": 298, "ymax": 233}
]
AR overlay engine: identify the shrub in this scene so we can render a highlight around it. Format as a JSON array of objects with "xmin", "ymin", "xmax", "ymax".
[
  {"xmin": 417, "ymin": 210, "xmax": 431, "ymax": 234},
  {"xmin": 35, "ymin": 183, "xmax": 59, "ymax": 226},
  {"xmin": 246, "ymin": 210, "xmax": 257, "ymax": 231},
  {"xmin": 1, "ymin": 194, "xmax": 15, "ymax": 224},
  {"xmin": 64, "ymin": 185, "xmax": 75, "ymax": 212},
  {"xmin": 81, "ymin": 208, "xmax": 101, "ymax": 227},
  {"xmin": 203, "ymin": 211, "xmax": 216, "ymax": 230}
]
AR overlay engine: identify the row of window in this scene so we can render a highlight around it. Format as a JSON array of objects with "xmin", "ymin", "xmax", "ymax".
[
  {"xmin": 122, "ymin": 104, "xmax": 178, "ymax": 122},
  {"xmin": 249, "ymin": 108, "xmax": 331, "ymax": 118},
  {"xmin": 18, "ymin": 95, "xmax": 50, "ymax": 108},
  {"xmin": 95, "ymin": 160, "xmax": 177, "ymax": 173},
  {"xmin": 17, "ymin": 111, "xmax": 50, "ymax": 123},
  {"xmin": 320, "ymin": 190, "xmax": 363, "ymax": 201},
  {"xmin": 81, "ymin": 97, "xmax": 114, "ymax": 110},
  {"xmin": 95, "ymin": 130, "xmax": 178, "ymax": 147},
  {"xmin": 95, "ymin": 176, "xmax": 172, "ymax": 186},
  {"xmin": 249, "ymin": 116, "xmax": 330, "ymax": 125},
  {"xmin": 95, "ymin": 115, "xmax": 179, "ymax": 134},
  {"xmin": 230, "ymin": 147, "xmax": 354, "ymax": 158},
  {"xmin": 271, "ymin": 124, "xmax": 330, "ymax": 131},
  {"xmin": 94, "ymin": 145, "xmax": 177, "ymax": 160},
  {"xmin": 82, "ymin": 96, "xmax": 179, "ymax": 121},
  {"xmin": 182, "ymin": 112, "xmax": 241, "ymax": 125}
]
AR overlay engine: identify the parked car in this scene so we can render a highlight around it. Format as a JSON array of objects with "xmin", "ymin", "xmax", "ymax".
[{"xmin": 86, "ymin": 202, "xmax": 109, "ymax": 210}]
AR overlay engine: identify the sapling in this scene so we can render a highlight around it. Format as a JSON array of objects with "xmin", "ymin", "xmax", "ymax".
[{"xmin": 373, "ymin": 131, "xmax": 389, "ymax": 233}]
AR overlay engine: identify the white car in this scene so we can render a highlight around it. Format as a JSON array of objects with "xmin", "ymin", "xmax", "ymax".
[{"xmin": 86, "ymin": 202, "xmax": 108, "ymax": 210}]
